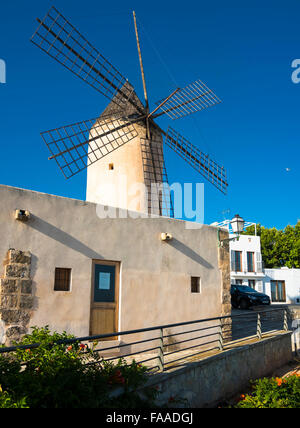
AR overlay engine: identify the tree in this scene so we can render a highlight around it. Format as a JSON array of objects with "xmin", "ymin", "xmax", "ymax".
[{"xmin": 242, "ymin": 221, "xmax": 300, "ymax": 269}]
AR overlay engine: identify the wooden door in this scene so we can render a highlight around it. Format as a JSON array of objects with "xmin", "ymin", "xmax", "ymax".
[{"xmin": 90, "ymin": 261, "xmax": 119, "ymax": 339}]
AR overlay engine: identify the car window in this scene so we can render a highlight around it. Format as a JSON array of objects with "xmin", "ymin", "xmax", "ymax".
[{"xmin": 236, "ymin": 286, "xmax": 258, "ymax": 293}]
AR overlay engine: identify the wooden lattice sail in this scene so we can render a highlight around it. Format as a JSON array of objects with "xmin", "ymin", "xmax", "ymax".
[{"xmin": 31, "ymin": 6, "xmax": 228, "ymax": 217}]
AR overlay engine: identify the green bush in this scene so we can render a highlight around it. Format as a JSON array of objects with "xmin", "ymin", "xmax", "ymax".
[
  {"xmin": 235, "ymin": 375, "xmax": 300, "ymax": 408},
  {"xmin": 0, "ymin": 326, "xmax": 158, "ymax": 408},
  {"xmin": 0, "ymin": 386, "xmax": 28, "ymax": 408}
]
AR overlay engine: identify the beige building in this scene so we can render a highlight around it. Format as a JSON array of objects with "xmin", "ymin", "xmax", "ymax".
[{"xmin": 0, "ymin": 184, "xmax": 230, "ymax": 346}]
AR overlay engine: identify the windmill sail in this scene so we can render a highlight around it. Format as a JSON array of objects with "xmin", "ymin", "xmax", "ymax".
[
  {"xmin": 165, "ymin": 127, "xmax": 228, "ymax": 194},
  {"xmin": 32, "ymin": 7, "xmax": 228, "ymax": 199},
  {"xmin": 31, "ymin": 6, "xmax": 142, "ymax": 112},
  {"xmin": 140, "ymin": 138, "xmax": 174, "ymax": 218},
  {"xmin": 41, "ymin": 113, "xmax": 139, "ymax": 179},
  {"xmin": 153, "ymin": 79, "xmax": 221, "ymax": 120}
]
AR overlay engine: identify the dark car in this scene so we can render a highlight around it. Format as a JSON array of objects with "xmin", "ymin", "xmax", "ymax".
[{"xmin": 231, "ymin": 284, "xmax": 271, "ymax": 309}]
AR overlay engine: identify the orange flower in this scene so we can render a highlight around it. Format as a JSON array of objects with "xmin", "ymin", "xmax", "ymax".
[
  {"xmin": 276, "ymin": 378, "xmax": 283, "ymax": 386},
  {"xmin": 67, "ymin": 345, "xmax": 72, "ymax": 352},
  {"xmin": 240, "ymin": 394, "xmax": 246, "ymax": 400}
]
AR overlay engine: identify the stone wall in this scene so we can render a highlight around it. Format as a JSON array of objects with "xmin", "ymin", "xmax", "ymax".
[
  {"xmin": 0, "ymin": 249, "xmax": 33, "ymax": 345},
  {"xmin": 140, "ymin": 332, "xmax": 293, "ymax": 408},
  {"xmin": 217, "ymin": 230, "xmax": 232, "ymax": 342}
]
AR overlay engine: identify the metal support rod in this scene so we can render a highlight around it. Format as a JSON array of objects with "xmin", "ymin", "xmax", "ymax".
[
  {"xmin": 133, "ymin": 11, "xmax": 150, "ymax": 139},
  {"xmin": 157, "ymin": 328, "xmax": 164, "ymax": 372},
  {"xmin": 257, "ymin": 313, "xmax": 262, "ymax": 339},
  {"xmin": 283, "ymin": 310, "xmax": 288, "ymax": 331},
  {"xmin": 219, "ymin": 319, "xmax": 224, "ymax": 351}
]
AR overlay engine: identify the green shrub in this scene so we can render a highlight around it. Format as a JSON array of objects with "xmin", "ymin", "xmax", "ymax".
[
  {"xmin": 0, "ymin": 386, "xmax": 28, "ymax": 408},
  {"xmin": 0, "ymin": 326, "xmax": 158, "ymax": 408},
  {"xmin": 235, "ymin": 375, "xmax": 300, "ymax": 408}
]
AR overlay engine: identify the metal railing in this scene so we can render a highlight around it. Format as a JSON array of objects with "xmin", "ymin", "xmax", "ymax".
[{"xmin": 0, "ymin": 308, "xmax": 291, "ymax": 373}]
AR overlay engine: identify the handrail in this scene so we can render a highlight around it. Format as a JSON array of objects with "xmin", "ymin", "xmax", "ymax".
[{"xmin": 0, "ymin": 307, "xmax": 287, "ymax": 354}]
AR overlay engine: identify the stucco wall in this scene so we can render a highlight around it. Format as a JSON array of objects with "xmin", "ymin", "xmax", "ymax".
[{"xmin": 0, "ymin": 185, "xmax": 229, "ymax": 342}]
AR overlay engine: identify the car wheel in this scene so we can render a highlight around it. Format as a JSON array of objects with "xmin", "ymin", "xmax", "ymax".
[{"xmin": 239, "ymin": 299, "xmax": 249, "ymax": 310}]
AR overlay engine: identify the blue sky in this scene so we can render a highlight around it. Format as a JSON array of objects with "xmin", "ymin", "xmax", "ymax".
[{"xmin": 0, "ymin": 0, "xmax": 299, "ymax": 229}]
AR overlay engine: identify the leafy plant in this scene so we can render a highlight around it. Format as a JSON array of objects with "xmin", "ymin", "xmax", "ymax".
[
  {"xmin": 0, "ymin": 326, "xmax": 158, "ymax": 408},
  {"xmin": 235, "ymin": 375, "xmax": 300, "ymax": 408},
  {"xmin": 0, "ymin": 386, "xmax": 28, "ymax": 408},
  {"xmin": 242, "ymin": 221, "xmax": 300, "ymax": 268}
]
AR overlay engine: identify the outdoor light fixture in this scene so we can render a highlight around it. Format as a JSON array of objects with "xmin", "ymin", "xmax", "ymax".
[
  {"xmin": 15, "ymin": 210, "xmax": 31, "ymax": 222},
  {"xmin": 230, "ymin": 214, "xmax": 245, "ymax": 234},
  {"xmin": 217, "ymin": 214, "xmax": 245, "ymax": 247},
  {"xmin": 160, "ymin": 233, "xmax": 173, "ymax": 242}
]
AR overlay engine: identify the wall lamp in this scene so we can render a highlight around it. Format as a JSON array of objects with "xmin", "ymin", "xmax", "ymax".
[
  {"xmin": 160, "ymin": 232, "xmax": 173, "ymax": 242},
  {"xmin": 218, "ymin": 214, "xmax": 245, "ymax": 247},
  {"xmin": 15, "ymin": 209, "xmax": 31, "ymax": 222}
]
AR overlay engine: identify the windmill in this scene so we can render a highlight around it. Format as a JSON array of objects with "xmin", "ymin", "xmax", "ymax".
[{"xmin": 30, "ymin": 6, "xmax": 228, "ymax": 217}]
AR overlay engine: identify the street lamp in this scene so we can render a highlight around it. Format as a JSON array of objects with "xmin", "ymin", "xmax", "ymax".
[
  {"xmin": 217, "ymin": 214, "xmax": 245, "ymax": 247},
  {"xmin": 230, "ymin": 214, "xmax": 245, "ymax": 235}
]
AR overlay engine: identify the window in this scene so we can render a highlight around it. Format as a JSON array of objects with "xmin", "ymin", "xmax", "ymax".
[
  {"xmin": 54, "ymin": 268, "xmax": 71, "ymax": 291},
  {"xmin": 248, "ymin": 280, "xmax": 256, "ymax": 289},
  {"xmin": 236, "ymin": 279, "xmax": 243, "ymax": 285},
  {"xmin": 236, "ymin": 285, "xmax": 259, "ymax": 293},
  {"xmin": 234, "ymin": 251, "xmax": 242, "ymax": 272},
  {"xmin": 247, "ymin": 252, "xmax": 255, "ymax": 272},
  {"xmin": 271, "ymin": 280, "xmax": 286, "ymax": 302},
  {"xmin": 191, "ymin": 277, "xmax": 201, "ymax": 293}
]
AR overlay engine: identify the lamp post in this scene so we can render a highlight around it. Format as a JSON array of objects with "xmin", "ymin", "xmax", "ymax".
[
  {"xmin": 230, "ymin": 214, "xmax": 245, "ymax": 235},
  {"xmin": 217, "ymin": 214, "xmax": 245, "ymax": 247}
]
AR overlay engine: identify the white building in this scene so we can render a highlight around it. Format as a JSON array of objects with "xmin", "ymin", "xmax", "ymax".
[
  {"xmin": 264, "ymin": 268, "xmax": 300, "ymax": 305},
  {"xmin": 0, "ymin": 185, "xmax": 231, "ymax": 346},
  {"xmin": 214, "ymin": 220, "xmax": 265, "ymax": 292},
  {"xmin": 214, "ymin": 219, "xmax": 300, "ymax": 305},
  {"xmin": 230, "ymin": 234, "xmax": 265, "ymax": 293}
]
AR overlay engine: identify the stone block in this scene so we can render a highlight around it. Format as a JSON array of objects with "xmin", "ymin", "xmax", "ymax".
[
  {"xmin": 19, "ymin": 295, "xmax": 34, "ymax": 310},
  {"xmin": 221, "ymin": 303, "xmax": 232, "ymax": 316},
  {"xmin": 7, "ymin": 250, "xmax": 31, "ymax": 265},
  {"xmin": 0, "ymin": 294, "xmax": 18, "ymax": 309},
  {"xmin": 222, "ymin": 293, "xmax": 232, "ymax": 305},
  {"xmin": 0, "ymin": 309, "xmax": 30, "ymax": 325},
  {"xmin": 19, "ymin": 279, "xmax": 32, "ymax": 295},
  {"xmin": 6, "ymin": 325, "xmax": 27, "ymax": 338},
  {"xmin": 0, "ymin": 278, "xmax": 18, "ymax": 294},
  {"xmin": 5, "ymin": 263, "xmax": 30, "ymax": 279}
]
